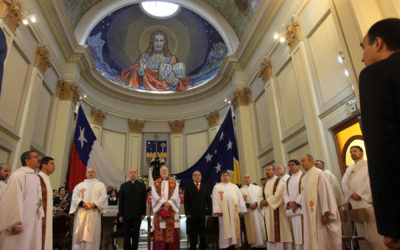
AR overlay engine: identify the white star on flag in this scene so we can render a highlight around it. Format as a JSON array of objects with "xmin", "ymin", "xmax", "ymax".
[
  {"xmin": 205, "ymin": 153, "xmax": 212, "ymax": 162},
  {"xmin": 227, "ymin": 140, "xmax": 232, "ymax": 150},
  {"xmin": 214, "ymin": 149, "xmax": 218, "ymax": 154},
  {"xmin": 78, "ymin": 126, "xmax": 88, "ymax": 148},
  {"xmin": 219, "ymin": 132, "xmax": 224, "ymax": 141},
  {"xmin": 215, "ymin": 163, "xmax": 221, "ymax": 173}
]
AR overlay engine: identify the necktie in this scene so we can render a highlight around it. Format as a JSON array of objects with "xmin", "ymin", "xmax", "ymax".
[{"xmin": 196, "ymin": 183, "xmax": 199, "ymax": 191}]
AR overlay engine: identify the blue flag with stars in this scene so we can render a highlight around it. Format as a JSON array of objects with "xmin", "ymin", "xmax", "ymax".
[{"xmin": 175, "ymin": 108, "xmax": 239, "ymax": 190}]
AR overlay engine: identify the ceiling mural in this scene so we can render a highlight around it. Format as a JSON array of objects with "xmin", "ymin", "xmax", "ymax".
[
  {"xmin": 86, "ymin": 4, "xmax": 227, "ymax": 92},
  {"xmin": 62, "ymin": 0, "xmax": 260, "ymax": 38}
]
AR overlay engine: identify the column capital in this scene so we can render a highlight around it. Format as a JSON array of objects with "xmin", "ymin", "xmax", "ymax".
[
  {"xmin": 0, "ymin": 0, "xmax": 23, "ymax": 32},
  {"xmin": 232, "ymin": 87, "xmax": 252, "ymax": 109},
  {"xmin": 258, "ymin": 59, "xmax": 272, "ymax": 83},
  {"xmin": 169, "ymin": 120, "xmax": 184, "ymax": 134},
  {"xmin": 91, "ymin": 108, "xmax": 106, "ymax": 126},
  {"xmin": 286, "ymin": 19, "xmax": 302, "ymax": 49},
  {"xmin": 128, "ymin": 119, "xmax": 144, "ymax": 133},
  {"xmin": 56, "ymin": 80, "xmax": 80, "ymax": 105},
  {"xmin": 205, "ymin": 111, "xmax": 219, "ymax": 128},
  {"xmin": 34, "ymin": 46, "xmax": 52, "ymax": 74}
]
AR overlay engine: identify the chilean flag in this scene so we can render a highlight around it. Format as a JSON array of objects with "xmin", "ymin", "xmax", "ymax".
[{"xmin": 67, "ymin": 105, "xmax": 124, "ymax": 192}]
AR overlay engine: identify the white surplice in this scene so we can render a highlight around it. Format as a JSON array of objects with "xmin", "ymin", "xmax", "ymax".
[
  {"xmin": 280, "ymin": 174, "xmax": 290, "ymax": 183},
  {"xmin": 70, "ymin": 178, "xmax": 107, "ymax": 250},
  {"xmin": 151, "ymin": 179, "xmax": 181, "ymax": 229},
  {"xmin": 300, "ymin": 167, "xmax": 342, "ymax": 250},
  {"xmin": 324, "ymin": 169, "xmax": 346, "ymax": 206},
  {"xmin": 212, "ymin": 182, "xmax": 247, "ymax": 249},
  {"xmin": 283, "ymin": 171, "xmax": 303, "ymax": 250},
  {"xmin": 0, "ymin": 181, "xmax": 6, "ymax": 201},
  {"xmin": 38, "ymin": 171, "xmax": 53, "ymax": 250},
  {"xmin": 342, "ymin": 160, "xmax": 387, "ymax": 250},
  {"xmin": 0, "ymin": 167, "xmax": 43, "ymax": 250},
  {"xmin": 240, "ymin": 184, "xmax": 266, "ymax": 247},
  {"xmin": 261, "ymin": 176, "xmax": 293, "ymax": 250}
]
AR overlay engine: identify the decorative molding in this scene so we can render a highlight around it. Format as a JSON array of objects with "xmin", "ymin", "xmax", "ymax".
[
  {"xmin": 285, "ymin": 19, "xmax": 302, "ymax": 49},
  {"xmin": 232, "ymin": 87, "xmax": 252, "ymax": 109},
  {"xmin": 169, "ymin": 120, "xmax": 184, "ymax": 134},
  {"xmin": 258, "ymin": 59, "xmax": 272, "ymax": 83},
  {"xmin": 56, "ymin": 80, "xmax": 80, "ymax": 105},
  {"xmin": 0, "ymin": 0, "xmax": 24, "ymax": 32},
  {"xmin": 205, "ymin": 111, "xmax": 219, "ymax": 128},
  {"xmin": 128, "ymin": 119, "xmax": 144, "ymax": 133},
  {"xmin": 91, "ymin": 108, "xmax": 106, "ymax": 126},
  {"xmin": 34, "ymin": 46, "xmax": 52, "ymax": 74}
]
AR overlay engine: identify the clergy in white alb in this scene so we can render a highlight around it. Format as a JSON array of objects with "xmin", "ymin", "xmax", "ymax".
[
  {"xmin": 38, "ymin": 157, "xmax": 56, "ymax": 250},
  {"xmin": 276, "ymin": 165, "xmax": 290, "ymax": 183},
  {"xmin": 151, "ymin": 166, "xmax": 181, "ymax": 250},
  {"xmin": 70, "ymin": 167, "xmax": 107, "ymax": 250},
  {"xmin": 212, "ymin": 171, "xmax": 247, "ymax": 249},
  {"xmin": 260, "ymin": 165, "xmax": 293, "ymax": 250},
  {"xmin": 283, "ymin": 159, "xmax": 304, "ymax": 250},
  {"xmin": 299, "ymin": 154, "xmax": 342, "ymax": 250},
  {"xmin": 315, "ymin": 160, "xmax": 346, "ymax": 207},
  {"xmin": 0, "ymin": 151, "xmax": 43, "ymax": 250},
  {"xmin": 240, "ymin": 173, "xmax": 266, "ymax": 248},
  {"xmin": 0, "ymin": 163, "xmax": 10, "ymax": 200},
  {"xmin": 341, "ymin": 146, "xmax": 387, "ymax": 250}
]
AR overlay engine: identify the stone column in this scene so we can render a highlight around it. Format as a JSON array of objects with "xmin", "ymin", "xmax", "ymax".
[
  {"xmin": 205, "ymin": 111, "xmax": 219, "ymax": 142},
  {"xmin": 169, "ymin": 120, "xmax": 184, "ymax": 173},
  {"xmin": 231, "ymin": 87, "xmax": 260, "ymax": 181},
  {"xmin": 128, "ymin": 119, "xmax": 144, "ymax": 176},
  {"xmin": 49, "ymin": 80, "xmax": 79, "ymax": 187},
  {"xmin": 11, "ymin": 46, "xmax": 51, "ymax": 170}
]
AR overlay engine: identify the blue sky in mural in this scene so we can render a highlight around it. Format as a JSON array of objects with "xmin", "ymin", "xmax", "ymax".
[{"xmin": 86, "ymin": 4, "xmax": 227, "ymax": 92}]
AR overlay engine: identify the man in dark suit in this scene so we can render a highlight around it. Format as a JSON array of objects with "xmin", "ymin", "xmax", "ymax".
[
  {"xmin": 359, "ymin": 18, "xmax": 400, "ymax": 249},
  {"xmin": 119, "ymin": 168, "xmax": 147, "ymax": 250},
  {"xmin": 184, "ymin": 170, "xmax": 212, "ymax": 250}
]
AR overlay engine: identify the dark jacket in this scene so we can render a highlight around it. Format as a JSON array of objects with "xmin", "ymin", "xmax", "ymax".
[
  {"xmin": 118, "ymin": 180, "xmax": 147, "ymax": 220},
  {"xmin": 359, "ymin": 52, "xmax": 400, "ymax": 239},
  {"xmin": 184, "ymin": 182, "xmax": 212, "ymax": 218}
]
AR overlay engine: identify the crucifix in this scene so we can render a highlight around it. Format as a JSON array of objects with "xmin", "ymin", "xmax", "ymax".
[{"xmin": 151, "ymin": 133, "xmax": 162, "ymax": 180}]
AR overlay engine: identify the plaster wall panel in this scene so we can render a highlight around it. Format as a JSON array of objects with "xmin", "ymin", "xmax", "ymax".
[
  {"xmin": 308, "ymin": 13, "xmax": 352, "ymax": 104},
  {"xmin": 275, "ymin": 61, "xmax": 304, "ymax": 134},
  {"xmin": 102, "ymin": 129, "xmax": 126, "ymax": 173},
  {"xmin": 186, "ymin": 131, "xmax": 208, "ymax": 167},
  {"xmin": 129, "ymin": 134, "xmax": 141, "ymax": 174},
  {"xmin": 0, "ymin": 44, "xmax": 29, "ymax": 129},
  {"xmin": 184, "ymin": 116, "xmax": 208, "ymax": 134},
  {"xmin": 0, "ymin": 146, "xmax": 10, "ymax": 163},
  {"xmin": 288, "ymin": 143, "xmax": 310, "ymax": 161},
  {"xmin": 103, "ymin": 114, "xmax": 128, "ymax": 133},
  {"xmin": 32, "ymin": 85, "xmax": 52, "ymax": 148},
  {"xmin": 254, "ymin": 91, "xmax": 272, "ymax": 149},
  {"xmin": 349, "ymin": 0, "xmax": 384, "ymax": 36}
]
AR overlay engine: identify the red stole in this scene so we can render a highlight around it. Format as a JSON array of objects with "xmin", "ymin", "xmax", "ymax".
[
  {"xmin": 153, "ymin": 178, "xmax": 176, "ymax": 243},
  {"xmin": 38, "ymin": 175, "xmax": 47, "ymax": 250}
]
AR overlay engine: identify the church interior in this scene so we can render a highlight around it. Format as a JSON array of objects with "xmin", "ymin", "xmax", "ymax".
[{"xmin": 0, "ymin": 0, "xmax": 399, "ymax": 248}]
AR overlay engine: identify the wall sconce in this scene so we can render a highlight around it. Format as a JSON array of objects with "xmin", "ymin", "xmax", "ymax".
[
  {"xmin": 273, "ymin": 32, "xmax": 286, "ymax": 43},
  {"xmin": 22, "ymin": 15, "xmax": 37, "ymax": 25},
  {"xmin": 337, "ymin": 52, "xmax": 345, "ymax": 64}
]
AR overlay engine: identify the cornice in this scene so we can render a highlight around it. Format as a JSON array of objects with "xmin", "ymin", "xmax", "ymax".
[{"xmin": 235, "ymin": 0, "xmax": 285, "ymax": 68}]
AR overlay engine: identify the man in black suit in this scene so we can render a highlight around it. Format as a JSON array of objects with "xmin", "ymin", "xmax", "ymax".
[
  {"xmin": 184, "ymin": 170, "xmax": 212, "ymax": 250},
  {"xmin": 359, "ymin": 18, "xmax": 400, "ymax": 249},
  {"xmin": 119, "ymin": 168, "xmax": 147, "ymax": 250}
]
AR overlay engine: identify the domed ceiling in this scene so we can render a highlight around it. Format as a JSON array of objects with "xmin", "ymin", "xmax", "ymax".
[{"xmin": 86, "ymin": 3, "xmax": 228, "ymax": 92}]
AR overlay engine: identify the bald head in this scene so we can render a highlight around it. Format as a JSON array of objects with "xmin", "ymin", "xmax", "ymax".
[
  {"xmin": 276, "ymin": 165, "xmax": 287, "ymax": 177},
  {"xmin": 86, "ymin": 167, "xmax": 96, "ymax": 179},
  {"xmin": 160, "ymin": 165, "xmax": 169, "ymax": 178},
  {"xmin": 300, "ymin": 154, "xmax": 314, "ymax": 171},
  {"xmin": 129, "ymin": 168, "xmax": 138, "ymax": 181},
  {"xmin": 0, "ymin": 164, "xmax": 11, "ymax": 181},
  {"xmin": 243, "ymin": 173, "xmax": 251, "ymax": 185}
]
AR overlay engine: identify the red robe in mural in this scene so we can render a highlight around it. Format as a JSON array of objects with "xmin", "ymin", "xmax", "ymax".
[{"xmin": 119, "ymin": 54, "xmax": 190, "ymax": 91}]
